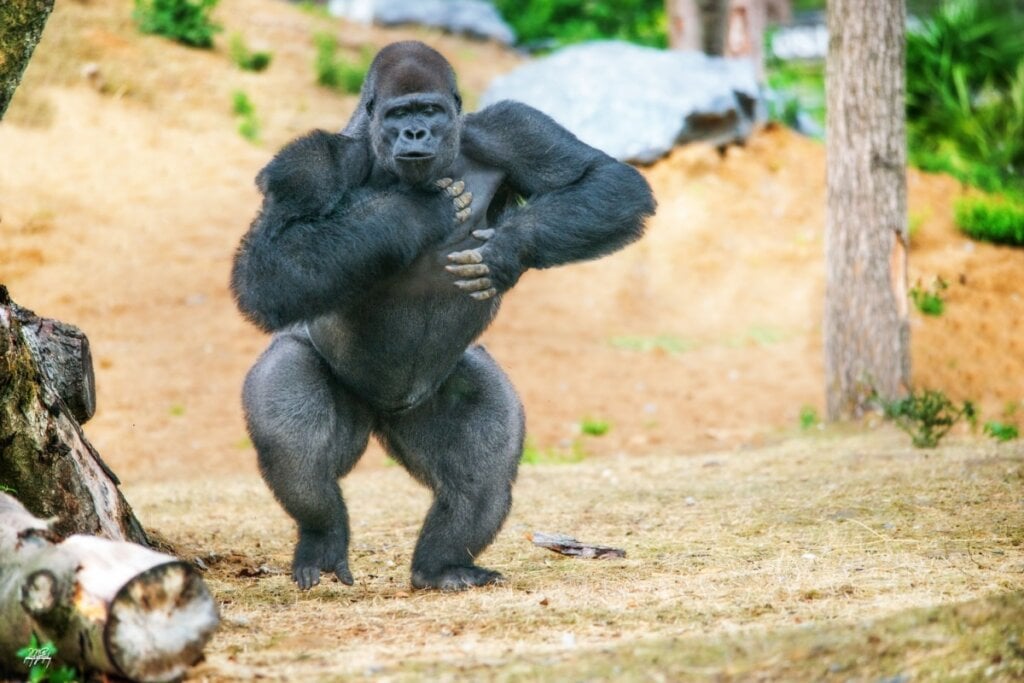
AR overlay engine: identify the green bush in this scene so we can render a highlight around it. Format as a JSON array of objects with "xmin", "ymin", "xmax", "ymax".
[
  {"xmin": 492, "ymin": 0, "xmax": 666, "ymax": 49},
  {"xmin": 229, "ymin": 33, "xmax": 273, "ymax": 72},
  {"xmin": 909, "ymin": 277, "xmax": 948, "ymax": 316},
  {"xmin": 906, "ymin": 0, "xmax": 1024, "ymax": 196},
  {"xmin": 133, "ymin": 0, "xmax": 221, "ymax": 49},
  {"xmin": 581, "ymin": 418, "xmax": 611, "ymax": 437},
  {"xmin": 879, "ymin": 389, "xmax": 975, "ymax": 448},
  {"xmin": 955, "ymin": 195, "xmax": 1024, "ymax": 246},
  {"xmin": 983, "ymin": 421, "xmax": 1019, "ymax": 442},
  {"xmin": 314, "ymin": 34, "xmax": 369, "ymax": 94}
]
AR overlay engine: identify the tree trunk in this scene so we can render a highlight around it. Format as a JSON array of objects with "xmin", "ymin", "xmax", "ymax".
[
  {"xmin": 824, "ymin": 0, "xmax": 910, "ymax": 419},
  {"xmin": 0, "ymin": 0, "xmax": 56, "ymax": 120},
  {"xmin": 668, "ymin": 0, "xmax": 768, "ymax": 80},
  {"xmin": 0, "ymin": 493, "xmax": 220, "ymax": 682},
  {"xmin": 0, "ymin": 286, "xmax": 147, "ymax": 543}
]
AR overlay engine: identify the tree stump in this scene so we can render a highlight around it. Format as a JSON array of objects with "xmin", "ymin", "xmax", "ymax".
[
  {"xmin": 0, "ymin": 285, "xmax": 147, "ymax": 542},
  {"xmin": 0, "ymin": 493, "xmax": 220, "ymax": 681}
]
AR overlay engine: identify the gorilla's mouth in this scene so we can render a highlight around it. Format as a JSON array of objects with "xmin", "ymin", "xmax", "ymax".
[{"xmin": 395, "ymin": 152, "xmax": 435, "ymax": 161}]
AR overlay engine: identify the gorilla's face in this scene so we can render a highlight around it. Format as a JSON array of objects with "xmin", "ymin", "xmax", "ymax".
[{"xmin": 372, "ymin": 92, "xmax": 460, "ymax": 187}]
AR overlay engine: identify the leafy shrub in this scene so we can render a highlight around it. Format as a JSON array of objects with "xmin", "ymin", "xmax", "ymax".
[
  {"xmin": 231, "ymin": 90, "xmax": 260, "ymax": 143},
  {"xmin": 314, "ymin": 34, "xmax": 369, "ymax": 94},
  {"xmin": 229, "ymin": 33, "xmax": 273, "ymax": 72},
  {"xmin": 581, "ymin": 418, "xmax": 610, "ymax": 437},
  {"xmin": 492, "ymin": 0, "xmax": 666, "ymax": 49},
  {"xmin": 799, "ymin": 405, "xmax": 819, "ymax": 430},
  {"xmin": 955, "ymin": 195, "xmax": 1024, "ymax": 246},
  {"xmin": 983, "ymin": 421, "xmax": 1019, "ymax": 442},
  {"xmin": 133, "ymin": 0, "xmax": 221, "ymax": 49},
  {"xmin": 906, "ymin": 0, "xmax": 1024, "ymax": 196},
  {"xmin": 909, "ymin": 277, "xmax": 948, "ymax": 316},
  {"xmin": 879, "ymin": 389, "xmax": 975, "ymax": 448}
]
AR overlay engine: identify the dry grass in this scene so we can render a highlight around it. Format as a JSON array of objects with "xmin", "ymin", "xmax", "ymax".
[{"xmin": 124, "ymin": 430, "xmax": 1024, "ymax": 680}]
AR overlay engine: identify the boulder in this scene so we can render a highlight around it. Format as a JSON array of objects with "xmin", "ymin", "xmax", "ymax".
[
  {"xmin": 481, "ymin": 41, "xmax": 764, "ymax": 164},
  {"xmin": 328, "ymin": 0, "xmax": 516, "ymax": 45}
]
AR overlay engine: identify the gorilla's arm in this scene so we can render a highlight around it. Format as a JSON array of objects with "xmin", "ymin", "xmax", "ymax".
[
  {"xmin": 458, "ymin": 101, "xmax": 656, "ymax": 291},
  {"xmin": 231, "ymin": 133, "xmax": 454, "ymax": 332}
]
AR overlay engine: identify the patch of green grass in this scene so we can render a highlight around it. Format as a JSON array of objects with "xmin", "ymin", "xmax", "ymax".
[
  {"xmin": 0, "ymin": 483, "xmax": 15, "ymax": 493},
  {"xmin": 955, "ymin": 194, "xmax": 1024, "ymax": 246},
  {"xmin": 133, "ymin": 0, "xmax": 221, "ymax": 49},
  {"xmin": 984, "ymin": 421, "xmax": 1019, "ymax": 442},
  {"xmin": 799, "ymin": 405, "xmax": 819, "ymax": 430},
  {"xmin": 878, "ymin": 388, "xmax": 975, "ymax": 448},
  {"xmin": 229, "ymin": 33, "xmax": 272, "ymax": 72},
  {"xmin": 313, "ymin": 34, "xmax": 369, "ymax": 94},
  {"xmin": 609, "ymin": 335, "xmax": 694, "ymax": 354},
  {"xmin": 521, "ymin": 439, "xmax": 585, "ymax": 465},
  {"xmin": 16, "ymin": 634, "xmax": 78, "ymax": 682},
  {"xmin": 231, "ymin": 90, "xmax": 260, "ymax": 143},
  {"xmin": 580, "ymin": 418, "xmax": 610, "ymax": 437},
  {"xmin": 909, "ymin": 277, "xmax": 948, "ymax": 316}
]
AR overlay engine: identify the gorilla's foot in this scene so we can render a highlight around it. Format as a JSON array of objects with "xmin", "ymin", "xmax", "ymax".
[
  {"xmin": 292, "ymin": 529, "xmax": 353, "ymax": 590},
  {"xmin": 411, "ymin": 565, "xmax": 505, "ymax": 591}
]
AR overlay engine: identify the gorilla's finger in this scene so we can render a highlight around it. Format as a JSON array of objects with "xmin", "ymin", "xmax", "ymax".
[
  {"xmin": 472, "ymin": 229, "xmax": 495, "ymax": 241},
  {"xmin": 454, "ymin": 277, "xmax": 493, "ymax": 292},
  {"xmin": 435, "ymin": 177, "xmax": 454, "ymax": 189},
  {"xmin": 445, "ymin": 263, "xmax": 490, "ymax": 277},
  {"xmin": 454, "ymin": 191, "xmax": 473, "ymax": 209},
  {"xmin": 470, "ymin": 288, "xmax": 498, "ymax": 301},
  {"xmin": 444, "ymin": 180, "xmax": 466, "ymax": 197},
  {"xmin": 456, "ymin": 208, "xmax": 472, "ymax": 223},
  {"xmin": 447, "ymin": 249, "xmax": 483, "ymax": 264}
]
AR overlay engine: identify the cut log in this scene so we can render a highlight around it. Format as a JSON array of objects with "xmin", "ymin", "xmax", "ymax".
[
  {"xmin": 0, "ymin": 285, "xmax": 146, "ymax": 543},
  {"xmin": 529, "ymin": 531, "xmax": 627, "ymax": 559},
  {"xmin": 0, "ymin": 493, "xmax": 220, "ymax": 682}
]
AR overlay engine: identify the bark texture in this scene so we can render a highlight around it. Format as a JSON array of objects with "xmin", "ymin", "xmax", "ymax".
[
  {"xmin": 0, "ymin": 494, "xmax": 220, "ymax": 681},
  {"xmin": 0, "ymin": 286, "xmax": 147, "ymax": 543},
  {"xmin": 824, "ymin": 0, "xmax": 910, "ymax": 419},
  {"xmin": 0, "ymin": 0, "xmax": 55, "ymax": 120}
]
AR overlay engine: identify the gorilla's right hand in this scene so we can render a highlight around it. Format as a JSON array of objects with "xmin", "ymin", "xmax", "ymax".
[
  {"xmin": 435, "ymin": 177, "xmax": 473, "ymax": 223},
  {"xmin": 445, "ymin": 228, "xmax": 524, "ymax": 301}
]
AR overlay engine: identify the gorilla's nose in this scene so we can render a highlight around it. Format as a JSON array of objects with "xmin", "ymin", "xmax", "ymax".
[{"xmin": 402, "ymin": 127, "xmax": 428, "ymax": 141}]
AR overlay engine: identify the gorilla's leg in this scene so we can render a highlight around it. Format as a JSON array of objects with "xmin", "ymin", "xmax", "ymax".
[
  {"xmin": 377, "ymin": 346, "xmax": 524, "ymax": 591},
  {"xmin": 243, "ymin": 330, "xmax": 373, "ymax": 590}
]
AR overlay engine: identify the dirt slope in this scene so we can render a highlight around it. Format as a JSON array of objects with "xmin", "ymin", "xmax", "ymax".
[{"xmin": 1, "ymin": 0, "xmax": 1022, "ymax": 484}]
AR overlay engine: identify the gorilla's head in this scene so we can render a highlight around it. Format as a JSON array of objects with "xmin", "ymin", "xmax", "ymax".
[{"xmin": 361, "ymin": 42, "xmax": 462, "ymax": 187}]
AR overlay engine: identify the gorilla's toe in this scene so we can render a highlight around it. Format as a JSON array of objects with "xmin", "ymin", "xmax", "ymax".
[
  {"xmin": 334, "ymin": 563, "xmax": 354, "ymax": 586},
  {"xmin": 294, "ymin": 565, "xmax": 320, "ymax": 591},
  {"xmin": 412, "ymin": 565, "xmax": 505, "ymax": 591}
]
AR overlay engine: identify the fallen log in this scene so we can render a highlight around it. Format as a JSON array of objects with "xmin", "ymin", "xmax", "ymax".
[
  {"xmin": 0, "ymin": 493, "xmax": 220, "ymax": 681},
  {"xmin": 0, "ymin": 285, "xmax": 145, "ymax": 542},
  {"xmin": 529, "ymin": 531, "xmax": 627, "ymax": 559}
]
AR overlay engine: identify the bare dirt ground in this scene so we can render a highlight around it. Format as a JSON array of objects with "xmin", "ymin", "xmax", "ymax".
[{"xmin": 1, "ymin": 0, "xmax": 1023, "ymax": 679}]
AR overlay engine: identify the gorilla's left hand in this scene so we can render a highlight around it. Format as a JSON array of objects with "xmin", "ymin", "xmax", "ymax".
[{"xmin": 446, "ymin": 229, "xmax": 524, "ymax": 301}]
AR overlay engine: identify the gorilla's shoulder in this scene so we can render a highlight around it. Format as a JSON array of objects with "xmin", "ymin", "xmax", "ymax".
[
  {"xmin": 464, "ymin": 100, "xmax": 560, "ymax": 132},
  {"xmin": 256, "ymin": 130, "xmax": 372, "ymax": 217}
]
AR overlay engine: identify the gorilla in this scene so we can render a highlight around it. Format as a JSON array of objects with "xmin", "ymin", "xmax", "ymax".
[{"xmin": 230, "ymin": 41, "xmax": 655, "ymax": 591}]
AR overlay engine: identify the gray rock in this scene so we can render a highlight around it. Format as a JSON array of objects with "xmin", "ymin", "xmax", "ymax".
[
  {"xmin": 329, "ymin": 0, "xmax": 516, "ymax": 45},
  {"xmin": 481, "ymin": 42, "xmax": 764, "ymax": 164}
]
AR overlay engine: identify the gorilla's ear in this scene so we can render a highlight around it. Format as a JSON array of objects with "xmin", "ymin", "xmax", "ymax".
[{"xmin": 453, "ymin": 91, "xmax": 462, "ymax": 113}]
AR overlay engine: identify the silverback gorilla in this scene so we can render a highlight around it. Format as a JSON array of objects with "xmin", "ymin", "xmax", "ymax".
[{"xmin": 231, "ymin": 41, "xmax": 655, "ymax": 591}]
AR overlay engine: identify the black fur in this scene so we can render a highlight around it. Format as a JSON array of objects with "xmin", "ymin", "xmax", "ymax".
[{"xmin": 231, "ymin": 41, "xmax": 655, "ymax": 591}]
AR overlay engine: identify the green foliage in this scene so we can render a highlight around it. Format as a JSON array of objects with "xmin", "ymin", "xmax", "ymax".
[
  {"xmin": 133, "ymin": 0, "xmax": 222, "ymax": 49},
  {"xmin": 0, "ymin": 483, "xmax": 14, "ymax": 493},
  {"xmin": 609, "ymin": 335, "xmax": 694, "ymax": 354},
  {"xmin": 16, "ymin": 635, "xmax": 78, "ymax": 683},
  {"xmin": 955, "ymin": 194, "xmax": 1024, "ymax": 246},
  {"xmin": 906, "ymin": 0, "xmax": 1024, "ymax": 196},
  {"xmin": 231, "ymin": 90, "xmax": 260, "ymax": 143},
  {"xmin": 521, "ymin": 439, "xmax": 585, "ymax": 465},
  {"xmin": 581, "ymin": 418, "xmax": 610, "ymax": 437},
  {"xmin": 983, "ymin": 421, "xmax": 1019, "ymax": 442},
  {"xmin": 799, "ymin": 405, "xmax": 819, "ymax": 430},
  {"xmin": 229, "ymin": 33, "xmax": 273, "ymax": 72},
  {"xmin": 879, "ymin": 388, "xmax": 976, "ymax": 448},
  {"xmin": 314, "ymin": 34, "xmax": 369, "ymax": 94},
  {"xmin": 492, "ymin": 0, "xmax": 667, "ymax": 49},
  {"xmin": 909, "ymin": 277, "xmax": 948, "ymax": 316},
  {"xmin": 765, "ymin": 59, "xmax": 825, "ymax": 134}
]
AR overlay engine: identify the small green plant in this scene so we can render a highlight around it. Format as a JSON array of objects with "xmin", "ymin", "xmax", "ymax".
[
  {"xmin": 983, "ymin": 421, "xmax": 1019, "ymax": 442},
  {"xmin": 879, "ymin": 388, "xmax": 976, "ymax": 448},
  {"xmin": 909, "ymin": 277, "xmax": 949, "ymax": 316},
  {"xmin": 799, "ymin": 405, "xmax": 819, "ymax": 430},
  {"xmin": 229, "ymin": 33, "xmax": 273, "ymax": 72},
  {"xmin": 231, "ymin": 90, "xmax": 260, "ymax": 143},
  {"xmin": 955, "ymin": 195, "xmax": 1024, "ymax": 246},
  {"xmin": 521, "ymin": 439, "xmax": 585, "ymax": 465},
  {"xmin": 609, "ymin": 335, "xmax": 694, "ymax": 354},
  {"xmin": 0, "ymin": 483, "xmax": 15, "ymax": 493},
  {"xmin": 581, "ymin": 418, "xmax": 610, "ymax": 437},
  {"xmin": 16, "ymin": 634, "xmax": 78, "ymax": 683},
  {"xmin": 314, "ymin": 34, "xmax": 369, "ymax": 94},
  {"xmin": 133, "ymin": 0, "xmax": 222, "ymax": 49}
]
